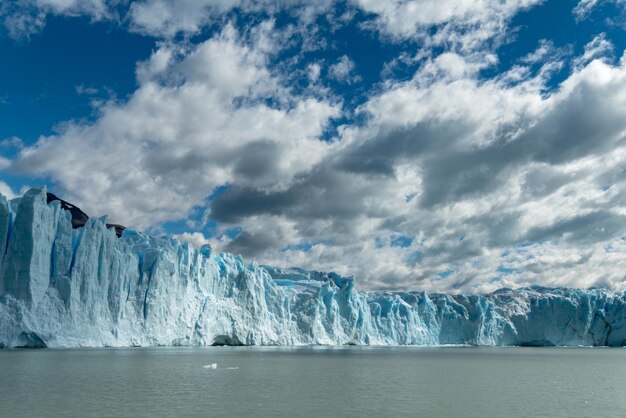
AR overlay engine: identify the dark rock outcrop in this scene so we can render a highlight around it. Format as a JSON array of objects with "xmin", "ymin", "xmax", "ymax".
[{"xmin": 46, "ymin": 192, "xmax": 126, "ymax": 237}]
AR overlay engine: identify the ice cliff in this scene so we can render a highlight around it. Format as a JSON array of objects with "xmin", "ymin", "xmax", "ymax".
[{"xmin": 1, "ymin": 187, "xmax": 625, "ymax": 348}]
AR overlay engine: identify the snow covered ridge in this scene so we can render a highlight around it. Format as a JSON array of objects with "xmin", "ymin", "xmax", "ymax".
[{"xmin": 0, "ymin": 188, "xmax": 625, "ymax": 348}]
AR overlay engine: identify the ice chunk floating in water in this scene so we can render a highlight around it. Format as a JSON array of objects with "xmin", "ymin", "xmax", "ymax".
[{"xmin": 0, "ymin": 187, "xmax": 626, "ymax": 348}]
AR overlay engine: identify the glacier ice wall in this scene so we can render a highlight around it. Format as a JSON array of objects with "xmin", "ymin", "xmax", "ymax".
[{"xmin": 0, "ymin": 187, "xmax": 625, "ymax": 348}]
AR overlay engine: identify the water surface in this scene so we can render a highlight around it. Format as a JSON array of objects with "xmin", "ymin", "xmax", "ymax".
[{"xmin": 1, "ymin": 346, "xmax": 624, "ymax": 417}]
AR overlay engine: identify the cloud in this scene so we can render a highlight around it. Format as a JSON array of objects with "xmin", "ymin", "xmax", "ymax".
[
  {"xmin": 75, "ymin": 84, "xmax": 99, "ymax": 95},
  {"xmin": 129, "ymin": 0, "xmax": 336, "ymax": 37},
  {"xmin": 0, "ymin": 156, "xmax": 11, "ymax": 170},
  {"xmin": 3, "ymin": 0, "xmax": 543, "ymax": 48},
  {"xmin": 14, "ymin": 22, "xmax": 339, "ymax": 229},
  {"xmin": 573, "ymin": 0, "xmax": 600, "ymax": 20},
  {"xmin": 307, "ymin": 63, "xmax": 322, "ymax": 82},
  {"xmin": 573, "ymin": 0, "xmax": 626, "ymax": 22},
  {"xmin": 573, "ymin": 33, "xmax": 614, "ymax": 69},
  {"xmin": 128, "ymin": 0, "xmax": 238, "ymax": 37},
  {"xmin": 1, "ymin": 0, "xmax": 114, "ymax": 39},
  {"xmin": 172, "ymin": 231, "xmax": 210, "ymax": 248},
  {"xmin": 1, "ymin": 0, "xmax": 336, "ymax": 39},
  {"xmin": 0, "ymin": 181, "xmax": 16, "ymax": 200},
  {"xmin": 520, "ymin": 40, "xmax": 559, "ymax": 64},
  {"xmin": 352, "ymin": 0, "xmax": 543, "ymax": 51},
  {"xmin": 328, "ymin": 55, "xmax": 361, "ymax": 84},
  {"xmin": 200, "ymin": 51, "xmax": 626, "ymax": 293},
  {"xmin": 0, "ymin": 137, "xmax": 24, "ymax": 149}
]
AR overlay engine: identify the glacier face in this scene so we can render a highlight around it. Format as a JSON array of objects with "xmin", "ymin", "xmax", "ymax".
[{"xmin": 0, "ymin": 187, "xmax": 625, "ymax": 348}]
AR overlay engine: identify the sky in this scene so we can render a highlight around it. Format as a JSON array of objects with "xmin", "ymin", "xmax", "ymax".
[{"xmin": 2, "ymin": 0, "xmax": 626, "ymax": 293}]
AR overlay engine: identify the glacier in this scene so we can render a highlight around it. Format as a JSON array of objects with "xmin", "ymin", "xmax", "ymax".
[{"xmin": 0, "ymin": 187, "xmax": 625, "ymax": 348}]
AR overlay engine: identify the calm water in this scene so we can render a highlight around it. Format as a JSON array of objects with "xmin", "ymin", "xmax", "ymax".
[{"xmin": 1, "ymin": 346, "xmax": 625, "ymax": 417}]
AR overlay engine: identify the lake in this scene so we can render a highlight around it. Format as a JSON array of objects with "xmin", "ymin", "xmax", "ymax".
[{"xmin": 1, "ymin": 346, "xmax": 624, "ymax": 417}]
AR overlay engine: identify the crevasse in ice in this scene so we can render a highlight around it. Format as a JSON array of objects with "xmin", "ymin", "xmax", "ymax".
[{"xmin": 0, "ymin": 187, "xmax": 625, "ymax": 348}]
